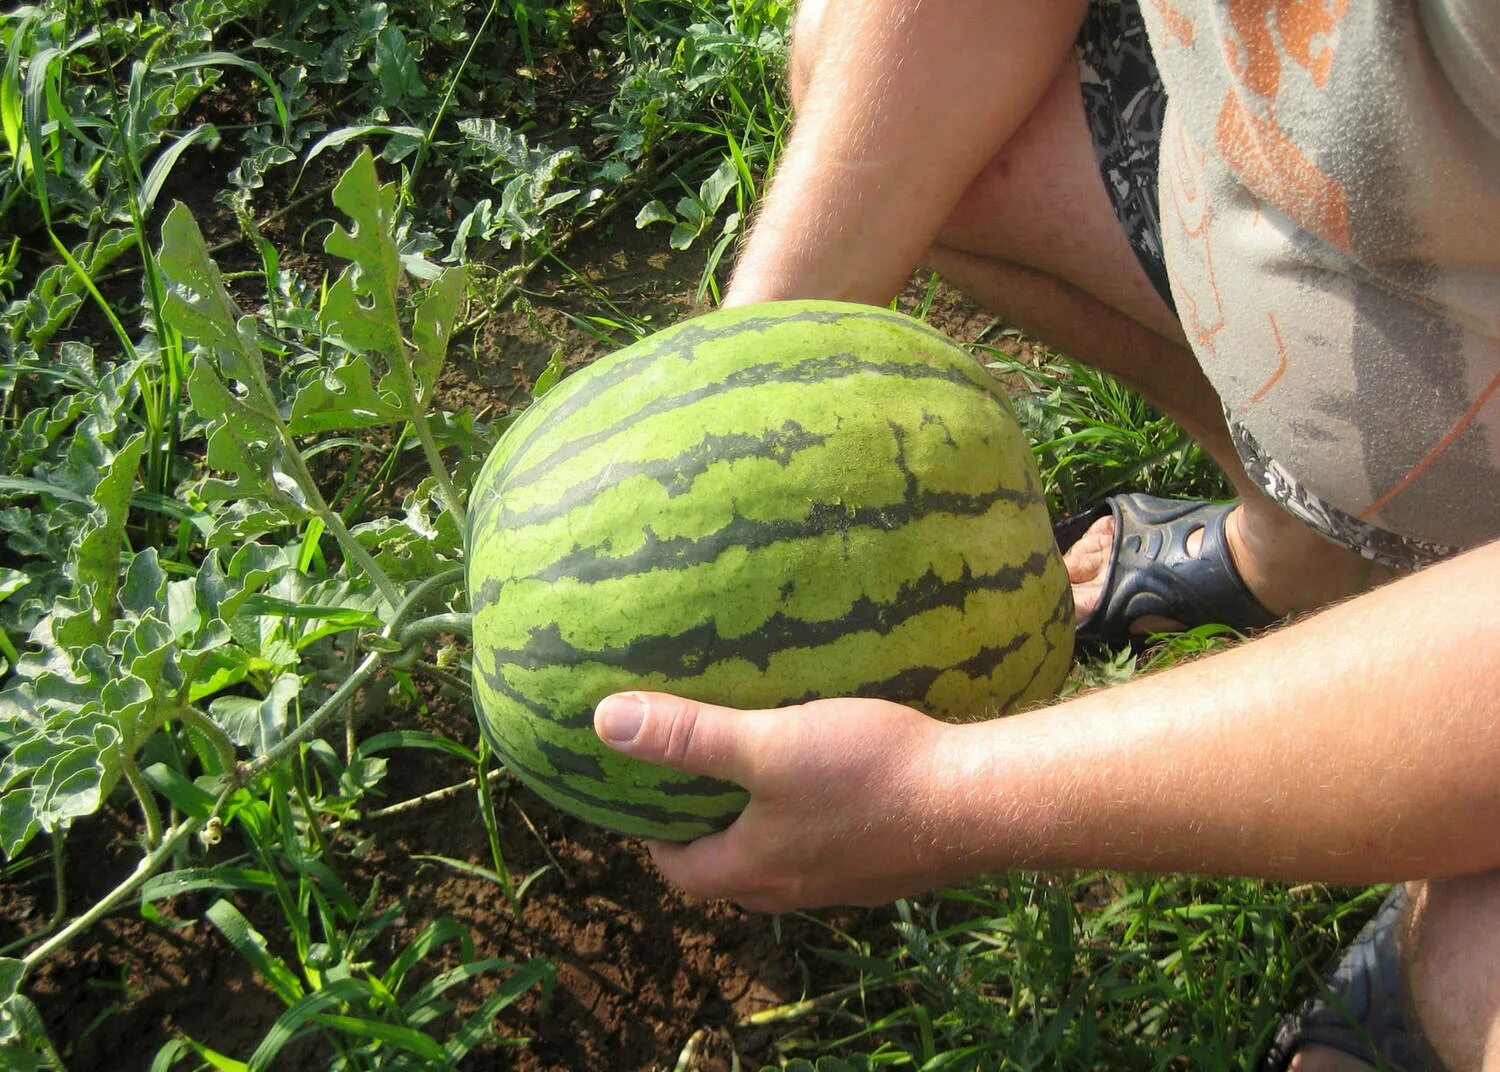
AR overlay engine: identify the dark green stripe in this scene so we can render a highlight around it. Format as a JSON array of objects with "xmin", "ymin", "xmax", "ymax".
[
  {"xmin": 481, "ymin": 420, "xmax": 829, "ymax": 534},
  {"xmin": 478, "ymin": 712, "xmax": 741, "ymax": 832},
  {"xmin": 507, "ymin": 456, "xmax": 1039, "ymax": 592},
  {"xmin": 777, "ymin": 582, "xmax": 1067, "ymax": 715},
  {"xmin": 835, "ymin": 630, "xmax": 1033, "ymax": 705},
  {"xmin": 493, "ymin": 348, "xmax": 1003, "ymax": 509},
  {"xmin": 484, "ymin": 552, "xmax": 1054, "ymax": 683},
  {"xmin": 492, "ymin": 304, "xmax": 958, "ymax": 489},
  {"xmin": 467, "ymin": 304, "xmax": 969, "ymax": 544},
  {"xmin": 531, "ymin": 735, "xmax": 734, "ymax": 799},
  {"xmin": 980, "ymin": 582, "xmax": 1075, "ymax": 713}
]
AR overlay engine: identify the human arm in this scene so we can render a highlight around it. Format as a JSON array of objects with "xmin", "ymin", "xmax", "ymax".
[
  {"xmin": 594, "ymin": 538, "xmax": 1500, "ymax": 912},
  {"xmin": 723, "ymin": 0, "xmax": 1087, "ymax": 307}
]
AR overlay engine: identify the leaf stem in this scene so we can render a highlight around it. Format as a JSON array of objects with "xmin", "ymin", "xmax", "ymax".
[
  {"xmin": 356, "ymin": 768, "xmax": 506, "ymax": 821},
  {"xmin": 399, "ymin": 612, "xmax": 472, "ymax": 643},
  {"xmin": 405, "ymin": 392, "xmax": 467, "ymax": 533},
  {"xmin": 117, "ymin": 747, "xmax": 164, "ymax": 850},
  {"xmin": 21, "ymin": 784, "xmax": 233, "ymax": 972},
  {"xmin": 247, "ymin": 567, "xmax": 464, "ymax": 778},
  {"xmin": 274, "ymin": 425, "xmax": 404, "ymax": 609},
  {"xmin": 172, "ymin": 702, "xmax": 238, "ymax": 775}
]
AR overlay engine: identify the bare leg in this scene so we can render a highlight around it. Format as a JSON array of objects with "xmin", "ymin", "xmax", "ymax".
[
  {"xmin": 938, "ymin": 62, "xmax": 1395, "ymax": 623},
  {"xmin": 1286, "ymin": 872, "xmax": 1500, "ymax": 1072},
  {"xmin": 778, "ymin": 3, "xmax": 1393, "ymax": 626},
  {"xmin": 1404, "ymin": 872, "xmax": 1500, "ymax": 1072}
]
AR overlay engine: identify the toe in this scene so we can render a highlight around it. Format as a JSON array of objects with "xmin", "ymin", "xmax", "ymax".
[{"xmin": 1063, "ymin": 515, "xmax": 1114, "ymax": 623}]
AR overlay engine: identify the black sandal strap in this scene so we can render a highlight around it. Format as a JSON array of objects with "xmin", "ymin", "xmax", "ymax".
[
  {"xmin": 1056, "ymin": 494, "xmax": 1277, "ymax": 647},
  {"xmin": 1263, "ymin": 887, "xmax": 1443, "ymax": 1072}
]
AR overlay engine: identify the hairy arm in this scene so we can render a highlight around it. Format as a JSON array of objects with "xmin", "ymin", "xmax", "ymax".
[
  {"xmin": 598, "ymin": 539, "xmax": 1500, "ymax": 911},
  {"xmin": 947, "ymin": 538, "xmax": 1500, "ymax": 884},
  {"xmin": 724, "ymin": 0, "xmax": 1088, "ymax": 307}
]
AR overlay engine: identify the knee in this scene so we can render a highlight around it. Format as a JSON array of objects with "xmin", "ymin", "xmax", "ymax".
[{"xmin": 1403, "ymin": 871, "xmax": 1500, "ymax": 1072}]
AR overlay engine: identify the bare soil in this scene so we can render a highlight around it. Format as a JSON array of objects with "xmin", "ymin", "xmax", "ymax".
[{"xmin": 3, "ymin": 694, "xmax": 896, "ymax": 1071}]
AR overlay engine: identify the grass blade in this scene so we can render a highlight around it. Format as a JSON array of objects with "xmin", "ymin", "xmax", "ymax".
[
  {"xmin": 205, "ymin": 898, "xmax": 305, "ymax": 1006},
  {"xmin": 138, "ymin": 123, "xmax": 220, "ymax": 218},
  {"xmin": 308, "ymin": 1012, "xmax": 448, "ymax": 1060}
]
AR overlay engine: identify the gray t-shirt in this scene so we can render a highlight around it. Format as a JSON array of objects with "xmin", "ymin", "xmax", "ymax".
[{"xmin": 1138, "ymin": 0, "xmax": 1500, "ymax": 566}]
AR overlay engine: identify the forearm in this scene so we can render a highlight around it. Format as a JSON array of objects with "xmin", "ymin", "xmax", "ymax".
[
  {"xmin": 944, "ymin": 539, "xmax": 1500, "ymax": 883},
  {"xmin": 726, "ymin": 0, "xmax": 1087, "ymax": 306}
]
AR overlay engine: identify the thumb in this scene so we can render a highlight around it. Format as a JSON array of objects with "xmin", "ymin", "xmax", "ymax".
[{"xmin": 594, "ymin": 691, "xmax": 760, "ymax": 785}]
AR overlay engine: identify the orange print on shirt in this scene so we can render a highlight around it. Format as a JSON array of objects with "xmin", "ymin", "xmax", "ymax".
[
  {"xmin": 1165, "ymin": 115, "xmax": 1227, "ymax": 352},
  {"xmin": 1238, "ymin": 312, "xmax": 1290, "ymax": 413},
  {"xmin": 1216, "ymin": 0, "xmax": 1352, "ymax": 251},
  {"xmin": 1150, "ymin": 0, "xmax": 1195, "ymax": 46}
]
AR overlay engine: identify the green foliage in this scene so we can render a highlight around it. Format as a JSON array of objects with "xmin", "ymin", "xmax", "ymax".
[
  {"xmin": 984, "ymin": 344, "xmax": 1232, "ymax": 520},
  {"xmin": 763, "ymin": 877, "xmax": 1377, "ymax": 1072},
  {"xmin": 146, "ymin": 808, "xmax": 556, "ymax": 1071}
]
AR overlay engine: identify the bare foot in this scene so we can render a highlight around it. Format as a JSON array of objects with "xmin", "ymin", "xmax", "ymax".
[
  {"xmin": 1283, "ymin": 1046, "xmax": 1376, "ymax": 1072},
  {"xmin": 1062, "ymin": 512, "xmax": 1118, "ymax": 626},
  {"xmin": 1061, "ymin": 502, "xmax": 1398, "ymax": 635}
]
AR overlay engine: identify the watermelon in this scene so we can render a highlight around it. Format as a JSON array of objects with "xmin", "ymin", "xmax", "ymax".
[{"xmin": 466, "ymin": 300, "xmax": 1074, "ymax": 840}]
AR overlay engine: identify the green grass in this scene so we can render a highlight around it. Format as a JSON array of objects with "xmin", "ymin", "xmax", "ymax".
[{"xmin": 0, "ymin": 1, "xmax": 1378, "ymax": 1068}]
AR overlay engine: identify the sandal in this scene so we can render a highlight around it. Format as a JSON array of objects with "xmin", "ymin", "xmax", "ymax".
[
  {"xmin": 1053, "ymin": 493, "xmax": 1277, "ymax": 648},
  {"xmin": 1263, "ymin": 886, "xmax": 1442, "ymax": 1072}
]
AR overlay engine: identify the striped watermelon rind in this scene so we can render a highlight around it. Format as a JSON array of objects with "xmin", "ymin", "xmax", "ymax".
[{"xmin": 467, "ymin": 300, "xmax": 1074, "ymax": 840}]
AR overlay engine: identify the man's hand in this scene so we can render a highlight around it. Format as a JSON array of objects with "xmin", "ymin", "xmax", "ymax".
[{"xmin": 593, "ymin": 691, "xmax": 969, "ymax": 912}]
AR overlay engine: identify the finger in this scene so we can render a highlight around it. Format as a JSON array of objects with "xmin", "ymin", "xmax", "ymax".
[
  {"xmin": 647, "ymin": 835, "xmax": 794, "ymax": 911},
  {"xmin": 594, "ymin": 691, "xmax": 763, "ymax": 786}
]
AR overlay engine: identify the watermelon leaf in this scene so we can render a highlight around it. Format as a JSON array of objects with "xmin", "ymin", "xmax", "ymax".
[
  {"xmin": 287, "ymin": 352, "xmax": 406, "ymax": 434},
  {"xmin": 409, "ymin": 264, "xmax": 465, "ymax": 401},
  {"xmin": 53, "ymin": 430, "xmax": 145, "ymax": 650},
  {"xmin": 322, "ymin": 148, "xmax": 404, "ymax": 358},
  {"xmin": 314, "ymin": 148, "xmax": 465, "ymax": 418}
]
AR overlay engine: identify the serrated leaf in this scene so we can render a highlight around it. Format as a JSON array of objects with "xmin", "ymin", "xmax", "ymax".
[
  {"xmin": 0, "ymin": 959, "xmax": 23, "ymax": 1003},
  {"xmin": 322, "ymin": 148, "xmax": 403, "ymax": 357},
  {"xmin": 117, "ymin": 616, "xmax": 179, "ymax": 701},
  {"xmin": 699, "ymin": 157, "xmax": 739, "ymax": 214},
  {"xmin": 353, "ymin": 478, "xmax": 462, "ymax": 581},
  {"xmin": 157, "ymin": 202, "xmax": 245, "ymax": 354},
  {"xmin": 409, "ymin": 266, "xmax": 465, "ymax": 398},
  {"xmin": 0, "ymin": 991, "xmax": 53, "ymax": 1060},
  {"xmin": 0, "ymin": 568, "xmax": 30, "ymax": 604},
  {"xmin": 255, "ymin": 673, "xmax": 298, "ymax": 755},
  {"xmin": 118, "ymin": 548, "xmax": 168, "ymax": 619},
  {"xmin": 34, "ymin": 741, "xmax": 111, "ymax": 832},
  {"xmin": 187, "ymin": 358, "xmax": 304, "ymax": 519},
  {"xmin": 287, "ymin": 353, "xmax": 404, "ymax": 435},
  {"xmin": 456, "ymin": 116, "xmax": 515, "ymax": 158},
  {"xmin": 206, "ymin": 697, "xmax": 260, "ymax": 750},
  {"xmin": 55, "ymin": 432, "xmax": 145, "ymax": 650},
  {"xmin": 0, "ymin": 792, "xmax": 39, "ymax": 861},
  {"xmin": 301, "ymin": 123, "xmax": 425, "ymax": 170},
  {"xmin": 187, "ymin": 648, "xmax": 253, "ymax": 704},
  {"xmin": 98, "ymin": 672, "xmax": 151, "ymax": 746},
  {"xmin": 204, "ymin": 501, "xmax": 303, "ymax": 549},
  {"xmin": 372, "ymin": 23, "xmax": 425, "ymax": 107},
  {"xmin": 446, "ymin": 198, "xmax": 495, "ymax": 263},
  {"xmin": 634, "ymin": 199, "xmax": 676, "ymax": 229}
]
